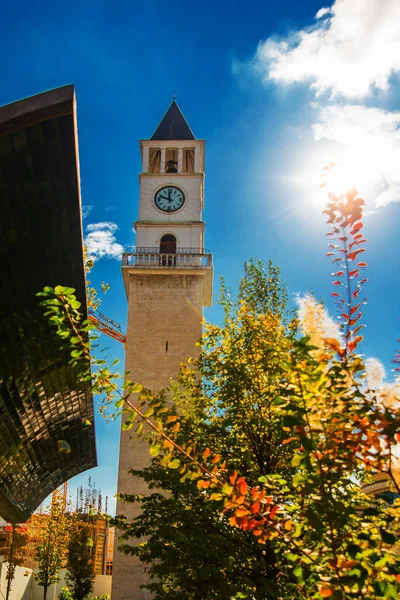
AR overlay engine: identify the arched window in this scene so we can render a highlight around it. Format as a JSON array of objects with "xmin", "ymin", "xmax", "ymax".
[
  {"xmin": 160, "ymin": 234, "xmax": 176, "ymax": 265},
  {"xmin": 160, "ymin": 234, "xmax": 176, "ymax": 254}
]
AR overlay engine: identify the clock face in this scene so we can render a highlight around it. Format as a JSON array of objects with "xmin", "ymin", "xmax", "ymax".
[{"xmin": 154, "ymin": 186, "xmax": 185, "ymax": 213}]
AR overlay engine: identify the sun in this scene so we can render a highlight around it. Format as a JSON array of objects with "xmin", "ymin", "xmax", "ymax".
[{"xmin": 320, "ymin": 163, "xmax": 358, "ymax": 196}]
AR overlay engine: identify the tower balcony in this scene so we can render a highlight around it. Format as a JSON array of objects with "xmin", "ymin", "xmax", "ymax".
[
  {"xmin": 121, "ymin": 247, "xmax": 213, "ymax": 305},
  {"xmin": 122, "ymin": 247, "xmax": 212, "ymax": 268}
]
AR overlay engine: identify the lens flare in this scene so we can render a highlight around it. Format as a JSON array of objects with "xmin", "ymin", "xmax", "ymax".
[{"xmin": 57, "ymin": 440, "xmax": 71, "ymax": 454}]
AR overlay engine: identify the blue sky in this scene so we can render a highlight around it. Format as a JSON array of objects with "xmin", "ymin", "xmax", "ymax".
[{"xmin": 2, "ymin": 0, "xmax": 400, "ymax": 514}]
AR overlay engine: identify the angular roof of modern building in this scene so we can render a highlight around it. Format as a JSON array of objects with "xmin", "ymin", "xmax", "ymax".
[
  {"xmin": 0, "ymin": 85, "xmax": 97, "ymax": 522},
  {"xmin": 150, "ymin": 99, "xmax": 195, "ymax": 141}
]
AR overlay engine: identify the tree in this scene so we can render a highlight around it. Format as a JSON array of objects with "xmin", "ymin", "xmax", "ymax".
[
  {"xmin": 1, "ymin": 524, "xmax": 27, "ymax": 600},
  {"xmin": 65, "ymin": 523, "xmax": 95, "ymax": 600},
  {"xmin": 39, "ymin": 187, "xmax": 400, "ymax": 599},
  {"xmin": 35, "ymin": 494, "xmax": 69, "ymax": 600},
  {"xmin": 113, "ymin": 260, "xmax": 300, "ymax": 599}
]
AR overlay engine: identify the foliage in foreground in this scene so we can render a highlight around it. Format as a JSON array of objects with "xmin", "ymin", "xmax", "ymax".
[
  {"xmin": 39, "ymin": 187, "xmax": 400, "ymax": 599},
  {"xmin": 34, "ymin": 494, "xmax": 69, "ymax": 600},
  {"xmin": 65, "ymin": 522, "xmax": 95, "ymax": 600}
]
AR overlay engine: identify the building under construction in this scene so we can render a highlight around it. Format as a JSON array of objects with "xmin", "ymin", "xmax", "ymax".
[{"xmin": 0, "ymin": 483, "xmax": 114, "ymax": 576}]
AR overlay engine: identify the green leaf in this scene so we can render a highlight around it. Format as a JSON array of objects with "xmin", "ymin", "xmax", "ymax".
[
  {"xmin": 291, "ymin": 454, "xmax": 303, "ymax": 467},
  {"xmin": 292, "ymin": 473, "xmax": 307, "ymax": 487},
  {"xmin": 150, "ymin": 444, "xmax": 161, "ymax": 457},
  {"xmin": 372, "ymin": 581, "xmax": 398, "ymax": 600},
  {"xmin": 209, "ymin": 493, "xmax": 223, "ymax": 501},
  {"xmin": 293, "ymin": 565, "xmax": 304, "ymax": 584},
  {"xmin": 222, "ymin": 483, "xmax": 233, "ymax": 496},
  {"xmin": 291, "ymin": 524, "xmax": 302, "ymax": 538},
  {"xmin": 285, "ymin": 553, "xmax": 298, "ymax": 562},
  {"xmin": 131, "ymin": 383, "xmax": 143, "ymax": 393}
]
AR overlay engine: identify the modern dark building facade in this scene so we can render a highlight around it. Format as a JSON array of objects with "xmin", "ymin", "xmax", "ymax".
[{"xmin": 0, "ymin": 85, "xmax": 97, "ymax": 522}]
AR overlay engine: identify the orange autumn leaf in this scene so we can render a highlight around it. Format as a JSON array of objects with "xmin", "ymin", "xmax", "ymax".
[
  {"xmin": 324, "ymin": 338, "xmax": 341, "ymax": 352},
  {"xmin": 211, "ymin": 454, "xmax": 221, "ymax": 464},
  {"xmin": 251, "ymin": 487, "xmax": 260, "ymax": 500},
  {"xmin": 343, "ymin": 560, "xmax": 358, "ymax": 569},
  {"xmin": 202, "ymin": 448, "xmax": 211, "ymax": 460},
  {"xmin": 235, "ymin": 508, "xmax": 249, "ymax": 518},
  {"xmin": 282, "ymin": 437, "xmax": 296, "ymax": 445},
  {"xmin": 269, "ymin": 505, "xmax": 278, "ymax": 519},
  {"xmin": 251, "ymin": 501, "xmax": 260, "ymax": 514},
  {"xmin": 320, "ymin": 584, "xmax": 335, "ymax": 598},
  {"xmin": 197, "ymin": 479, "xmax": 210, "ymax": 490},
  {"xmin": 171, "ymin": 422, "xmax": 180, "ymax": 433},
  {"xmin": 350, "ymin": 303, "xmax": 362, "ymax": 315},
  {"xmin": 350, "ymin": 222, "xmax": 363, "ymax": 234},
  {"xmin": 237, "ymin": 477, "xmax": 248, "ymax": 496},
  {"xmin": 348, "ymin": 248, "xmax": 365, "ymax": 261},
  {"xmin": 229, "ymin": 470, "xmax": 238, "ymax": 485},
  {"xmin": 166, "ymin": 415, "xmax": 179, "ymax": 424}
]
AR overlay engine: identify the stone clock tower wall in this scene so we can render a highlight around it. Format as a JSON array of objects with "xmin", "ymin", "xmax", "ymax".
[{"xmin": 112, "ymin": 101, "xmax": 213, "ymax": 600}]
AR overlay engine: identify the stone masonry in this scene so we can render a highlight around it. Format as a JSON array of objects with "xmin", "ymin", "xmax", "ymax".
[{"xmin": 112, "ymin": 272, "xmax": 205, "ymax": 600}]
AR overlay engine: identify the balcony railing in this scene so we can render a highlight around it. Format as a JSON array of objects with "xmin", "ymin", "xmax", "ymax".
[
  {"xmin": 122, "ymin": 248, "xmax": 212, "ymax": 268},
  {"xmin": 125, "ymin": 246, "xmax": 210, "ymax": 254}
]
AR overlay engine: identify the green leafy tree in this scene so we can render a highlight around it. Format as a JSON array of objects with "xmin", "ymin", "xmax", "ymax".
[
  {"xmin": 39, "ymin": 188, "xmax": 400, "ymax": 599},
  {"xmin": 65, "ymin": 523, "xmax": 95, "ymax": 600},
  {"xmin": 112, "ymin": 262, "xmax": 299, "ymax": 599},
  {"xmin": 35, "ymin": 495, "xmax": 69, "ymax": 600}
]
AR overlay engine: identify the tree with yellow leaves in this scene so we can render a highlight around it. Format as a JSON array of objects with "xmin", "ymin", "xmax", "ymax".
[{"xmin": 39, "ymin": 187, "xmax": 400, "ymax": 599}]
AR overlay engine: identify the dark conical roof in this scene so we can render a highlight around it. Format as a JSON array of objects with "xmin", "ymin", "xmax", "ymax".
[{"xmin": 151, "ymin": 100, "xmax": 195, "ymax": 141}]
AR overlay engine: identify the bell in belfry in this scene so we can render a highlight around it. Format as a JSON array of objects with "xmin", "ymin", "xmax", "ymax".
[{"xmin": 166, "ymin": 159, "xmax": 178, "ymax": 173}]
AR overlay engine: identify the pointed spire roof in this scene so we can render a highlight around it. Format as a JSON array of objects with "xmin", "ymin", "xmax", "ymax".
[{"xmin": 151, "ymin": 99, "xmax": 195, "ymax": 141}]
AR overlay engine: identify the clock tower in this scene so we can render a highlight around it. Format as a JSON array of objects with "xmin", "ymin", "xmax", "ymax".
[{"xmin": 112, "ymin": 101, "xmax": 213, "ymax": 600}]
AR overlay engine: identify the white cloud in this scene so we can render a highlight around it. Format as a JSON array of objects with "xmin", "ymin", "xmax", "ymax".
[
  {"xmin": 82, "ymin": 205, "xmax": 93, "ymax": 219},
  {"xmin": 255, "ymin": 0, "xmax": 400, "ymax": 99},
  {"xmin": 86, "ymin": 221, "xmax": 118, "ymax": 233},
  {"xmin": 84, "ymin": 222, "xmax": 123, "ymax": 262},
  {"xmin": 312, "ymin": 104, "xmax": 400, "ymax": 207},
  {"xmin": 365, "ymin": 357, "xmax": 386, "ymax": 389},
  {"xmin": 296, "ymin": 294, "xmax": 342, "ymax": 353},
  {"xmin": 242, "ymin": 0, "xmax": 400, "ymax": 209}
]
